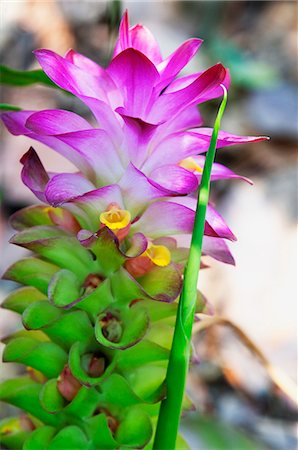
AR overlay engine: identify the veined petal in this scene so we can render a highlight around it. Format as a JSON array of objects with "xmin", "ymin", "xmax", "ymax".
[
  {"xmin": 165, "ymin": 68, "xmax": 230, "ymax": 94},
  {"xmin": 113, "ymin": 11, "xmax": 162, "ymax": 64},
  {"xmin": 2, "ymin": 111, "xmax": 99, "ymax": 180},
  {"xmin": 45, "ymin": 173, "xmax": 95, "ymax": 206},
  {"xmin": 25, "ymin": 109, "xmax": 92, "ymax": 135},
  {"xmin": 76, "ymin": 96, "xmax": 123, "ymax": 147},
  {"xmin": 149, "ymin": 165, "xmax": 198, "ymax": 195},
  {"xmin": 156, "ymin": 38, "xmax": 203, "ymax": 92},
  {"xmin": 145, "ymin": 196, "xmax": 236, "ymax": 241},
  {"xmin": 191, "ymin": 128, "xmax": 269, "ymax": 147},
  {"xmin": 65, "ymin": 49, "xmax": 105, "ymax": 76},
  {"xmin": 2, "ymin": 110, "xmax": 34, "ymax": 135},
  {"xmin": 20, "ymin": 147, "xmax": 49, "ymax": 202},
  {"xmin": 142, "ymin": 131, "xmax": 209, "ymax": 174},
  {"xmin": 34, "ymin": 49, "xmax": 119, "ymax": 106},
  {"xmin": 116, "ymin": 111, "xmax": 158, "ymax": 166},
  {"xmin": 194, "ymin": 156, "xmax": 253, "ymax": 184},
  {"xmin": 130, "ymin": 201, "xmax": 195, "ymax": 238},
  {"xmin": 118, "ymin": 164, "xmax": 168, "ymax": 218},
  {"xmin": 157, "ymin": 105, "xmax": 203, "ymax": 134},
  {"xmin": 147, "ymin": 105, "xmax": 203, "ymax": 154},
  {"xmin": 206, "ymin": 204, "xmax": 236, "ymax": 242},
  {"xmin": 107, "ymin": 48, "xmax": 159, "ymax": 117},
  {"xmin": 202, "ymin": 236, "xmax": 235, "ymax": 265},
  {"xmin": 147, "ymin": 63, "xmax": 227, "ymax": 123},
  {"xmin": 54, "ymin": 129, "xmax": 124, "ymax": 185}
]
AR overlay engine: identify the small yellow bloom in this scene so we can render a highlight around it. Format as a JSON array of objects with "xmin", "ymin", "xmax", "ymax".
[
  {"xmin": 179, "ymin": 157, "xmax": 203, "ymax": 173},
  {"xmin": 143, "ymin": 242, "xmax": 171, "ymax": 267},
  {"xmin": 100, "ymin": 207, "xmax": 131, "ymax": 230}
]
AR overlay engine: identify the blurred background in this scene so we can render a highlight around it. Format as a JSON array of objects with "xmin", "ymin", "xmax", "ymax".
[{"xmin": 0, "ymin": 1, "xmax": 297, "ymax": 449}]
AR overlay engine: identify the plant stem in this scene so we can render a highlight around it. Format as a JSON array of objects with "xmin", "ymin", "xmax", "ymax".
[{"xmin": 153, "ymin": 86, "xmax": 228, "ymax": 450}]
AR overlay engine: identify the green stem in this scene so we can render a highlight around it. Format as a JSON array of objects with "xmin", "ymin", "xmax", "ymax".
[{"xmin": 153, "ymin": 86, "xmax": 228, "ymax": 450}]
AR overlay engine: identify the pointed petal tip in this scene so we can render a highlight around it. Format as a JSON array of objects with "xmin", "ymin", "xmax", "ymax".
[{"xmin": 19, "ymin": 146, "xmax": 36, "ymax": 165}]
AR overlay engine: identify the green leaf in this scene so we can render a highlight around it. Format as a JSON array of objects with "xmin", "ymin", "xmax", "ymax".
[
  {"xmin": 11, "ymin": 227, "xmax": 96, "ymax": 280},
  {"xmin": 95, "ymin": 304, "xmax": 149, "ymax": 350},
  {"xmin": 142, "ymin": 299, "xmax": 177, "ymax": 322},
  {"xmin": 69, "ymin": 342, "xmax": 116, "ymax": 387},
  {"xmin": 74, "ymin": 278, "xmax": 115, "ymax": 316},
  {"xmin": 23, "ymin": 426, "xmax": 56, "ymax": 450},
  {"xmin": 86, "ymin": 414, "xmax": 117, "ymax": 449},
  {"xmin": 110, "ymin": 268, "xmax": 150, "ymax": 304},
  {"xmin": 2, "ymin": 329, "xmax": 49, "ymax": 345},
  {"xmin": 145, "ymin": 322, "xmax": 174, "ymax": 350},
  {"xmin": 3, "ymin": 258, "xmax": 59, "ymax": 294},
  {"xmin": 123, "ymin": 364, "xmax": 167, "ymax": 404},
  {"xmin": 0, "ymin": 103, "xmax": 22, "ymax": 111},
  {"xmin": 0, "ymin": 417, "xmax": 30, "ymax": 450},
  {"xmin": 116, "ymin": 340, "xmax": 169, "ymax": 371},
  {"xmin": 39, "ymin": 379, "xmax": 66, "ymax": 413},
  {"xmin": 0, "ymin": 377, "xmax": 63, "ymax": 426},
  {"xmin": 47, "ymin": 426, "xmax": 89, "ymax": 450},
  {"xmin": 2, "ymin": 286, "xmax": 47, "ymax": 314},
  {"xmin": 10, "ymin": 205, "xmax": 55, "ymax": 230},
  {"xmin": 100, "ymin": 374, "xmax": 143, "ymax": 407},
  {"xmin": 175, "ymin": 433, "xmax": 191, "ymax": 450},
  {"xmin": 138, "ymin": 263, "xmax": 182, "ymax": 303},
  {"xmin": 64, "ymin": 386, "xmax": 101, "ymax": 419},
  {"xmin": 48, "ymin": 270, "xmax": 114, "ymax": 316},
  {"xmin": 3, "ymin": 336, "xmax": 67, "ymax": 378},
  {"xmin": 83, "ymin": 228, "xmax": 126, "ymax": 276},
  {"xmin": 22, "ymin": 301, "xmax": 63, "ymax": 330},
  {"xmin": 22, "ymin": 305, "xmax": 93, "ymax": 350},
  {"xmin": 48, "ymin": 269, "xmax": 82, "ymax": 308},
  {"xmin": 0, "ymin": 65, "xmax": 56, "ymax": 88},
  {"xmin": 46, "ymin": 311, "xmax": 94, "ymax": 350},
  {"xmin": 116, "ymin": 406, "xmax": 152, "ymax": 448}
]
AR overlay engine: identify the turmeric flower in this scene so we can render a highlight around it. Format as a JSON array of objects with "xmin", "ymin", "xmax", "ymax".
[{"xmin": 2, "ymin": 11, "xmax": 265, "ymax": 267}]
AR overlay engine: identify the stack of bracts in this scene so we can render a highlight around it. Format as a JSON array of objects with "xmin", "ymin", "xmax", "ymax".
[{"xmin": 0, "ymin": 12, "xmax": 265, "ymax": 450}]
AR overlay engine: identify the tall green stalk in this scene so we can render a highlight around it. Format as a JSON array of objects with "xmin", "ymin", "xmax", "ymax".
[{"xmin": 153, "ymin": 86, "xmax": 228, "ymax": 450}]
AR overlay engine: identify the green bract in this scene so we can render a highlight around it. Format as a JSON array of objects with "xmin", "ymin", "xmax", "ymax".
[{"xmin": 1, "ymin": 203, "xmax": 207, "ymax": 449}]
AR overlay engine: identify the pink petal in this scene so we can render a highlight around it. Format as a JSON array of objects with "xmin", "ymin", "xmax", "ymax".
[
  {"xmin": 130, "ymin": 201, "xmax": 195, "ymax": 238},
  {"xmin": 206, "ymin": 204, "xmax": 236, "ymax": 242},
  {"xmin": 142, "ymin": 130, "xmax": 210, "ymax": 174},
  {"xmin": 202, "ymin": 236, "xmax": 235, "ymax": 265},
  {"xmin": 113, "ymin": 11, "xmax": 162, "ymax": 64},
  {"xmin": 149, "ymin": 165, "xmax": 198, "ymax": 195},
  {"xmin": 165, "ymin": 68, "xmax": 230, "ymax": 94},
  {"xmin": 147, "ymin": 63, "xmax": 227, "ymax": 123},
  {"xmin": 119, "ymin": 164, "xmax": 167, "ymax": 218},
  {"xmin": 2, "ymin": 110, "xmax": 122, "ymax": 183},
  {"xmin": 65, "ymin": 49, "xmax": 105, "ymax": 76},
  {"xmin": 2, "ymin": 111, "xmax": 35, "ymax": 135},
  {"xmin": 20, "ymin": 147, "xmax": 49, "ymax": 202},
  {"xmin": 164, "ymin": 196, "xmax": 237, "ymax": 242},
  {"xmin": 34, "ymin": 49, "xmax": 118, "ymax": 106},
  {"xmin": 25, "ymin": 109, "xmax": 92, "ymax": 134},
  {"xmin": 116, "ymin": 111, "xmax": 158, "ymax": 166},
  {"xmin": 3, "ymin": 111, "xmax": 97, "ymax": 179},
  {"xmin": 156, "ymin": 38, "xmax": 203, "ymax": 92},
  {"xmin": 45, "ymin": 173, "xmax": 95, "ymax": 206},
  {"xmin": 107, "ymin": 48, "xmax": 159, "ymax": 117},
  {"xmin": 76, "ymin": 96, "xmax": 123, "ymax": 147},
  {"xmin": 192, "ymin": 128, "xmax": 269, "ymax": 147},
  {"xmin": 55, "ymin": 129, "xmax": 124, "ymax": 185},
  {"xmin": 194, "ymin": 157, "xmax": 253, "ymax": 184}
]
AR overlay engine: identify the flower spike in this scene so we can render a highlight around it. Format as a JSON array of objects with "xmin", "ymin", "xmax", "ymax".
[{"xmin": 1, "ymin": 11, "xmax": 267, "ymax": 450}]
